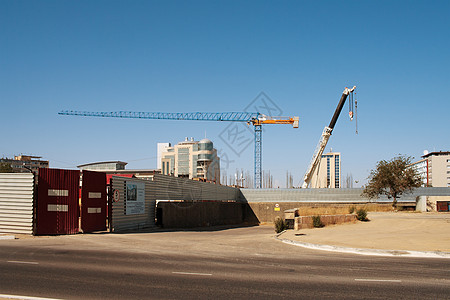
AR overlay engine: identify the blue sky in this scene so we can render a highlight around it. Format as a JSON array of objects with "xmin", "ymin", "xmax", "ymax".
[{"xmin": 1, "ymin": 0, "xmax": 449, "ymax": 187}]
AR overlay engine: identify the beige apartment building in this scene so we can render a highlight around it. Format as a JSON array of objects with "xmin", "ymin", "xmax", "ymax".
[
  {"xmin": 410, "ymin": 151, "xmax": 450, "ymax": 187},
  {"xmin": 309, "ymin": 152, "xmax": 341, "ymax": 188},
  {"xmin": 0, "ymin": 155, "xmax": 49, "ymax": 173},
  {"xmin": 160, "ymin": 138, "xmax": 220, "ymax": 183}
]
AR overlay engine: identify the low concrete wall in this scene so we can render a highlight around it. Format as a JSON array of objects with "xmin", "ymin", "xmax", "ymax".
[
  {"xmin": 158, "ymin": 201, "xmax": 248, "ymax": 228},
  {"xmin": 243, "ymin": 202, "xmax": 393, "ymax": 224},
  {"xmin": 295, "ymin": 214, "xmax": 357, "ymax": 229}
]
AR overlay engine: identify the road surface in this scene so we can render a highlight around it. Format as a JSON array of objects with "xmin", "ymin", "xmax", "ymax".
[{"xmin": 0, "ymin": 226, "xmax": 449, "ymax": 299}]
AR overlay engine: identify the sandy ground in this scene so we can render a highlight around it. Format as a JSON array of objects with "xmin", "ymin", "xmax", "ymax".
[{"xmin": 280, "ymin": 212, "xmax": 450, "ymax": 252}]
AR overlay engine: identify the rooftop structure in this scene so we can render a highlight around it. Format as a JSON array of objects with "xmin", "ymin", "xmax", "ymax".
[
  {"xmin": 77, "ymin": 161, "xmax": 127, "ymax": 171},
  {"xmin": 0, "ymin": 155, "xmax": 49, "ymax": 173}
]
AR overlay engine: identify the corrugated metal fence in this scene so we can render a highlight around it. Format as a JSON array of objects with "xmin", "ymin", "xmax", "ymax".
[
  {"xmin": 36, "ymin": 168, "xmax": 80, "ymax": 235},
  {"xmin": 110, "ymin": 174, "xmax": 241, "ymax": 232},
  {"xmin": 152, "ymin": 174, "xmax": 240, "ymax": 201},
  {"xmin": 111, "ymin": 176, "xmax": 156, "ymax": 232},
  {"xmin": 239, "ymin": 187, "xmax": 450, "ymax": 203},
  {"xmin": 0, "ymin": 173, "xmax": 34, "ymax": 234}
]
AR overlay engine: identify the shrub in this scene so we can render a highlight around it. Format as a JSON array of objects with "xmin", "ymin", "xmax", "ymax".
[
  {"xmin": 312, "ymin": 215, "xmax": 324, "ymax": 228},
  {"xmin": 348, "ymin": 205, "xmax": 356, "ymax": 214},
  {"xmin": 274, "ymin": 217, "xmax": 287, "ymax": 233},
  {"xmin": 356, "ymin": 208, "xmax": 369, "ymax": 221}
]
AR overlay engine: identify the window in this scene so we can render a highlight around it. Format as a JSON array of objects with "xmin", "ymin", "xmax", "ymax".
[
  {"xmin": 198, "ymin": 154, "xmax": 213, "ymax": 160},
  {"xmin": 326, "ymin": 157, "xmax": 330, "ymax": 187}
]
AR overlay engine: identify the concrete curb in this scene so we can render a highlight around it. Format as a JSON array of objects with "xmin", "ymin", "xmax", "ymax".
[
  {"xmin": 275, "ymin": 234, "xmax": 450, "ymax": 259},
  {"xmin": 0, "ymin": 234, "xmax": 15, "ymax": 240}
]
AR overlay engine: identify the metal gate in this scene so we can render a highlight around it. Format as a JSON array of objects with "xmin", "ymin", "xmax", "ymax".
[
  {"xmin": 81, "ymin": 170, "xmax": 107, "ymax": 232},
  {"xmin": 36, "ymin": 168, "xmax": 80, "ymax": 235}
]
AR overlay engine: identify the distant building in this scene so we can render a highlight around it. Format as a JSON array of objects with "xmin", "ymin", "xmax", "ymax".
[
  {"xmin": 309, "ymin": 152, "xmax": 341, "ymax": 188},
  {"xmin": 157, "ymin": 143, "xmax": 171, "ymax": 169},
  {"xmin": 0, "ymin": 155, "xmax": 49, "ymax": 173},
  {"xmin": 160, "ymin": 137, "xmax": 220, "ymax": 183},
  {"xmin": 77, "ymin": 161, "xmax": 159, "ymax": 181},
  {"xmin": 77, "ymin": 161, "xmax": 127, "ymax": 171},
  {"xmin": 410, "ymin": 151, "xmax": 450, "ymax": 187},
  {"xmin": 409, "ymin": 158, "xmax": 428, "ymax": 186}
]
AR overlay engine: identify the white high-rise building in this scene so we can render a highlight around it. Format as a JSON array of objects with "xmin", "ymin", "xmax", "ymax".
[
  {"xmin": 410, "ymin": 151, "xmax": 450, "ymax": 187},
  {"xmin": 160, "ymin": 138, "xmax": 220, "ymax": 183},
  {"xmin": 309, "ymin": 152, "xmax": 341, "ymax": 188},
  {"xmin": 157, "ymin": 143, "xmax": 171, "ymax": 169}
]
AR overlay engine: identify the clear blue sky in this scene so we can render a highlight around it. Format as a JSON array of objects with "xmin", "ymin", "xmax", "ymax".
[{"xmin": 1, "ymin": 1, "xmax": 449, "ymax": 187}]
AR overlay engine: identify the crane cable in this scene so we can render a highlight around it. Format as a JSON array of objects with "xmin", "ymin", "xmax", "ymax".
[
  {"xmin": 348, "ymin": 90, "xmax": 358, "ymax": 134},
  {"xmin": 348, "ymin": 90, "xmax": 354, "ymax": 121},
  {"xmin": 355, "ymin": 91, "xmax": 358, "ymax": 134}
]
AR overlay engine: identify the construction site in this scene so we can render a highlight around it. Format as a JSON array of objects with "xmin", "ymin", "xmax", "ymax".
[
  {"xmin": 59, "ymin": 86, "xmax": 356, "ymax": 189},
  {"xmin": 1, "ymin": 86, "xmax": 450, "ymax": 236}
]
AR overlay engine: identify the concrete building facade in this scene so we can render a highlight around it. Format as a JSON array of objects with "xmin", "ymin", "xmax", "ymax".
[
  {"xmin": 157, "ymin": 143, "xmax": 171, "ymax": 170},
  {"xmin": 309, "ymin": 152, "xmax": 341, "ymax": 188},
  {"xmin": 0, "ymin": 155, "xmax": 49, "ymax": 173},
  {"xmin": 160, "ymin": 137, "xmax": 220, "ymax": 183},
  {"xmin": 410, "ymin": 151, "xmax": 450, "ymax": 187}
]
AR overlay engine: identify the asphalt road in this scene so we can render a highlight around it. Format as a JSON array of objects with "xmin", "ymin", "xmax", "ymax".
[{"xmin": 0, "ymin": 226, "xmax": 449, "ymax": 299}]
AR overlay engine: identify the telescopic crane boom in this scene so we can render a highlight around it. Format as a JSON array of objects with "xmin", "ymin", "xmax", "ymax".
[{"xmin": 301, "ymin": 86, "xmax": 356, "ymax": 189}]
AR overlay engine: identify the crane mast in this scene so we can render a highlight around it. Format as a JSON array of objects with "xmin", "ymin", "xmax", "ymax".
[{"xmin": 301, "ymin": 86, "xmax": 356, "ymax": 189}]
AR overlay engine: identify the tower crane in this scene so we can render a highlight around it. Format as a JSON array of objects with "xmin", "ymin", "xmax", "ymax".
[
  {"xmin": 58, "ymin": 110, "xmax": 299, "ymax": 188},
  {"xmin": 301, "ymin": 86, "xmax": 356, "ymax": 189}
]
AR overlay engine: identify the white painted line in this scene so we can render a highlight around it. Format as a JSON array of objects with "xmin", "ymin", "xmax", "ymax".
[
  {"xmin": 0, "ymin": 294, "xmax": 62, "ymax": 300},
  {"xmin": 172, "ymin": 271, "xmax": 212, "ymax": 276},
  {"xmin": 0, "ymin": 234, "xmax": 15, "ymax": 240},
  {"xmin": 278, "ymin": 237, "xmax": 450, "ymax": 259},
  {"xmin": 7, "ymin": 260, "xmax": 39, "ymax": 265},
  {"xmin": 355, "ymin": 279, "xmax": 402, "ymax": 283}
]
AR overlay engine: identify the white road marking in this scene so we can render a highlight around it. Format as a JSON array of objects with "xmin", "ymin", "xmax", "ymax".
[
  {"xmin": 0, "ymin": 294, "xmax": 62, "ymax": 300},
  {"xmin": 172, "ymin": 271, "xmax": 212, "ymax": 276},
  {"xmin": 355, "ymin": 279, "xmax": 402, "ymax": 282},
  {"xmin": 7, "ymin": 260, "xmax": 39, "ymax": 265}
]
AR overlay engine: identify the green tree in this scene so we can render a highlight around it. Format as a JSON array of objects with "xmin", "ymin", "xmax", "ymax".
[
  {"xmin": 362, "ymin": 155, "xmax": 422, "ymax": 207},
  {"xmin": 0, "ymin": 162, "xmax": 14, "ymax": 173}
]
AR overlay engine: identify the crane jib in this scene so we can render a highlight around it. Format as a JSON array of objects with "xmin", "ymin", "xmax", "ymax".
[{"xmin": 58, "ymin": 111, "xmax": 261, "ymax": 122}]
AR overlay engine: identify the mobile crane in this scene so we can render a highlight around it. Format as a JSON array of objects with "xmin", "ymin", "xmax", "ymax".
[{"xmin": 301, "ymin": 86, "xmax": 356, "ymax": 188}]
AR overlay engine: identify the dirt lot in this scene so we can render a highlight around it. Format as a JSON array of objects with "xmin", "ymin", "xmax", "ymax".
[{"xmin": 281, "ymin": 212, "xmax": 450, "ymax": 252}]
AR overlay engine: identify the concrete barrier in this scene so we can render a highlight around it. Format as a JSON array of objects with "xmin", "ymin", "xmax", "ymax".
[{"xmin": 243, "ymin": 202, "xmax": 393, "ymax": 224}]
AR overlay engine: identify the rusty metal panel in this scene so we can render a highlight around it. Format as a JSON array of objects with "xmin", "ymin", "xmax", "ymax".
[
  {"xmin": 36, "ymin": 168, "xmax": 80, "ymax": 235},
  {"xmin": 110, "ymin": 177, "xmax": 156, "ymax": 232},
  {"xmin": 437, "ymin": 201, "xmax": 449, "ymax": 212},
  {"xmin": 0, "ymin": 173, "xmax": 34, "ymax": 234},
  {"xmin": 81, "ymin": 171, "xmax": 107, "ymax": 233}
]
